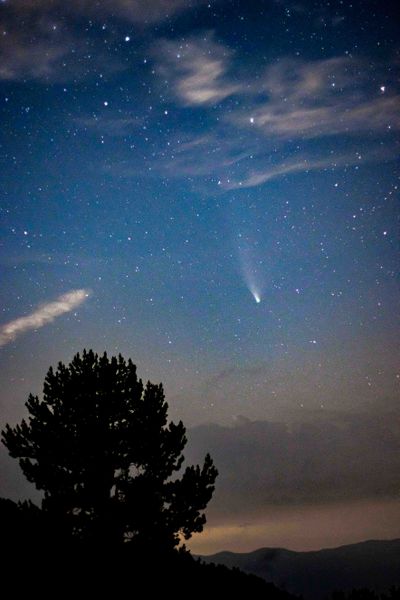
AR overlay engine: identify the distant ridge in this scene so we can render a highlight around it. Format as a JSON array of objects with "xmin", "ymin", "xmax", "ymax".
[{"xmin": 199, "ymin": 539, "xmax": 400, "ymax": 599}]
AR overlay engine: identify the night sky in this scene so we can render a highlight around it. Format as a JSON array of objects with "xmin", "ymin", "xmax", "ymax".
[{"xmin": 0, "ymin": 0, "xmax": 399, "ymax": 554}]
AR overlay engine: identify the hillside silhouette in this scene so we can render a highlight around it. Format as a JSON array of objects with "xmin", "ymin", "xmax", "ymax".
[{"xmin": 0, "ymin": 496, "xmax": 295, "ymax": 596}]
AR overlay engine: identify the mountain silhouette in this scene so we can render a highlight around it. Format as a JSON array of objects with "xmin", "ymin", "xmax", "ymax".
[{"xmin": 199, "ymin": 539, "xmax": 400, "ymax": 599}]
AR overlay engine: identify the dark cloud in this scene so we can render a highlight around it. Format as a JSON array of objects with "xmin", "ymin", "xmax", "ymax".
[{"xmin": 186, "ymin": 412, "xmax": 400, "ymax": 517}]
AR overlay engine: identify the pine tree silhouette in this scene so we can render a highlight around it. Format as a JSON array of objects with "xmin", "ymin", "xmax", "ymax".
[{"xmin": 2, "ymin": 349, "xmax": 218, "ymax": 553}]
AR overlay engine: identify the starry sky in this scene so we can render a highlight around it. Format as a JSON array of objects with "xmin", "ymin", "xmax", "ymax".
[{"xmin": 0, "ymin": 0, "xmax": 399, "ymax": 554}]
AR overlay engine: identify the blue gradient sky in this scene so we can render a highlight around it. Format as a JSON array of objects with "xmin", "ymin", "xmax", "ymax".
[{"xmin": 0, "ymin": 0, "xmax": 399, "ymax": 552}]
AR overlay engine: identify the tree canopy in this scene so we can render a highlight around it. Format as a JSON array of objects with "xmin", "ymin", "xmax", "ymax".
[{"xmin": 1, "ymin": 349, "xmax": 218, "ymax": 552}]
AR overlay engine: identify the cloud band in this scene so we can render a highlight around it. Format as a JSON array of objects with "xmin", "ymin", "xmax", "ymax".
[{"xmin": 0, "ymin": 289, "xmax": 91, "ymax": 347}]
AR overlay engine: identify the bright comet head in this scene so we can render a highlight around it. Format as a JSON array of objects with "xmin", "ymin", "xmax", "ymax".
[{"xmin": 248, "ymin": 284, "xmax": 262, "ymax": 303}]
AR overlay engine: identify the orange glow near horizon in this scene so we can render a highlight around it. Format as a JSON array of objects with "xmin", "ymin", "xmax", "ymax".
[{"xmin": 188, "ymin": 498, "xmax": 400, "ymax": 555}]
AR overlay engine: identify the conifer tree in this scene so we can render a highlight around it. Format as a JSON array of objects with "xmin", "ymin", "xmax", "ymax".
[{"xmin": 2, "ymin": 349, "xmax": 218, "ymax": 551}]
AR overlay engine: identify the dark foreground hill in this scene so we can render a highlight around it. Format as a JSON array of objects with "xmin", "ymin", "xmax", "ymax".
[
  {"xmin": 4, "ymin": 544, "xmax": 299, "ymax": 598},
  {"xmin": 1, "ymin": 498, "xmax": 296, "ymax": 599},
  {"xmin": 200, "ymin": 539, "xmax": 400, "ymax": 600}
]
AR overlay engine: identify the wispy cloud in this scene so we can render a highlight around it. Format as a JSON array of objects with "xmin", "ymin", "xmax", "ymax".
[
  {"xmin": 222, "ymin": 154, "xmax": 358, "ymax": 190},
  {"xmin": 222, "ymin": 142, "xmax": 398, "ymax": 190},
  {"xmin": 0, "ymin": 289, "xmax": 91, "ymax": 348},
  {"xmin": 232, "ymin": 57, "xmax": 400, "ymax": 138},
  {"xmin": 146, "ymin": 51, "xmax": 399, "ymax": 188},
  {"xmin": 0, "ymin": 22, "xmax": 75, "ymax": 82},
  {"xmin": 0, "ymin": 17, "xmax": 121, "ymax": 82},
  {"xmin": 5, "ymin": 0, "xmax": 201, "ymax": 25},
  {"xmin": 58, "ymin": 23, "xmax": 398, "ymax": 189},
  {"xmin": 85, "ymin": 0, "xmax": 206, "ymax": 23},
  {"xmin": 223, "ymin": 158, "xmax": 325, "ymax": 189},
  {"xmin": 0, "ymin": 0, "xmax": 205, "ymax": 81},
  {"xmin": 155, "ymin": 33, "xmax": 240, "ymax": 105},
  {"xmin": 75, "ymin": 114, "xmax": 145, "ymax": 137},
  {"xmin": 104, "ymin": 130, "xmax": 254, "ymax": 182}
]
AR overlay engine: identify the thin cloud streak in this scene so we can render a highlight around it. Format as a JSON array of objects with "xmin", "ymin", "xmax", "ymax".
[
  {"xmin": 223, "ymin": 156, "xmax": 346, "ymax": 190},
  {"xmin": 242, "ymin": 95, "xmax": 400, "ymax": 139},
  {"xmin": 223, "ymin": 145, "xmax": 397, "ymax": 190},
  {"xmin": 75, "ymin": 114, "xmax": 145, "ymax": 137},
  {"xmin": 0, "ymin": 289, "xmax": 91, "ymax": 347}
]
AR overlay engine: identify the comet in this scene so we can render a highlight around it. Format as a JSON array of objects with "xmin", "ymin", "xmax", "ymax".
[
  {"xmin": 237, "ymin": 243, "xmax": 264, "ymax": 304},
  {"xmin": 249, "ymin": 285, "xmax": 261, "ymax": 303}
]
